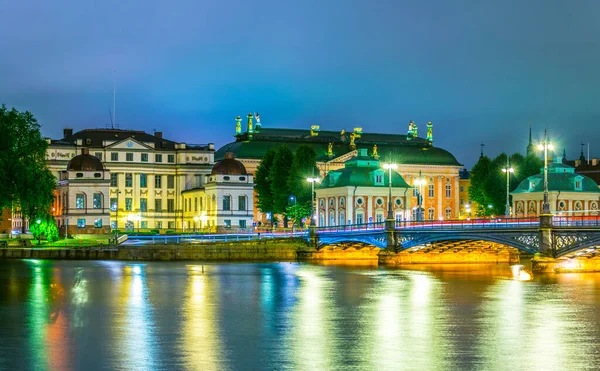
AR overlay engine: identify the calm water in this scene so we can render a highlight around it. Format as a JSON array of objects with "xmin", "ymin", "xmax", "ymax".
[{"xmin": 1, "ymin": 260, "xmax": 600, "ymax": 371}]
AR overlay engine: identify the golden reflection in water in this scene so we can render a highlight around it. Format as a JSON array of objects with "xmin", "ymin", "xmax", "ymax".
[
  {"xmin": 112, "ymin": 264, "xmax": 156, "ymax": 369},
  {"xmin": 46, "ymin": 268, "xmax": 70, "ymax": 371},
  {"xmin": 290, "ymin": 267, "xmax": 333, "ymax": 369},
  {"xmin": 181, "ymin": 265, "xmax": 223, "ymax": 371}
]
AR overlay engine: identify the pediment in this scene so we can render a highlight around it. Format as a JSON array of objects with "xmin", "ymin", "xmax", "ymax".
[{"xmin": 105, "ymin": 137, "xmax": 153, "ymax": 151}]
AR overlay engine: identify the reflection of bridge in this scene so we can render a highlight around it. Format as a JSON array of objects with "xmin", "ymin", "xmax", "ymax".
[{"xmin": 312, "ymin": 216, "xmax": 600, "ymax": 258}]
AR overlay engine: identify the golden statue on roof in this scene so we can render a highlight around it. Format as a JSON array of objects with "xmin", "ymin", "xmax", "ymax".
[{"xmin": 373, "ymin": 144, "xmax": 379, "ymax": 159}]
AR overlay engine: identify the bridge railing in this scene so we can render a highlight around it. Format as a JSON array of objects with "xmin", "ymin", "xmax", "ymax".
[
  {"xmin": 314, "ymin": 222, "xmax": 386, "ymax": 234},
  {"xmin": 395, "ymin": 217, "xmax": 540, "ymax": 230},
  {"xmin": 553, "ymin": 215, "xmax": 600, "ymax": 227},
  {"xmin": 123, "ymin": 231, "xmax": 308, "ymax": 245}
]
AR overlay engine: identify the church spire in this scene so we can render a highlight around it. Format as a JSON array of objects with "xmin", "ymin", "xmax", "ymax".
[{"xmin": 526, "ymin": 123, "xmax": 534, "ymax": 157}]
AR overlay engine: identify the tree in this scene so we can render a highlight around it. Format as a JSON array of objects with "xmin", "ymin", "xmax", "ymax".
[
  {"xmin": 30, "ymin": 214, "xmax": 60, "ymax": 245},
  {"xmin": 485, "ymin": 153, "xmax": 509, "ymax": 216},
  {"xmin": 469, "ymin": 155, "xmax": 491, "ymax": 216},
  {"xmin": 0, "ymin": 105, "xmax": 56, "ymax": 230},
  {"xmin": 255, "ymin": 148, "xmax": 277, "ymax": 215},
  {"xmin": 270, "ymin": 145, "xmax": 294, "ymax": 214},
  {"xmin": 286, "ymin": 145, "xmax": 319, "ymax": 204},
  {"xmin": 285, "ymin": 203, "xmax": 312, "ymax": 228}
]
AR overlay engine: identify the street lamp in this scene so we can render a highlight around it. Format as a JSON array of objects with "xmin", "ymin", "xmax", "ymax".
[
  {"xmin": 289, "ymin": 195, "xmax": 296, "ymax": 206},
  {"xmin": 502, "ymin": 159, "xmax": 515, "ymax": 217},
  {"xmin": 537, "ymin": 129, "xmax": 554, "ymax": 214},
  {"xmin": 414, "ymin": 171, "xmax": 426, "ymax": 221},
  {"xmin": 306, "ymin": 177, "xmax": 321, "ymax": 226},
  {"xmin": 382, "ymin": 163, "xmax": 398, "ymax": 220}
]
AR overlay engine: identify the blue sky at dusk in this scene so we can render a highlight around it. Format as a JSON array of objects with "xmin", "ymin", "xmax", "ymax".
[{"xmin": 2, "ymin": 0, "xmax": 600, "ymax": 167}]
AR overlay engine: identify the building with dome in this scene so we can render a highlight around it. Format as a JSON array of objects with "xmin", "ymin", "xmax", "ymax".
[
  {"xmin": 315, "ymin": 148, "xmax": 412, "ymax": 226},
  {"xmin": 46, "ymin": 128, "xmax": 215, "ymax": 231},
  {"xmin": 216, "ymin": 115, "xmax": 463, "ymax": 222},
  {"xmin": 181, "ymin": 153, "xmax": 254, "ymax": 232},
  {"xmin": 54, "ymin": 148, "xmax": 112, "ymax": 234},
  {"xmin": 511, "ymin": 160, "xmax": 600, "ymax": 216}
]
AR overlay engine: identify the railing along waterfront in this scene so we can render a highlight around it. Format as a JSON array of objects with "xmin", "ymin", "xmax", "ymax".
[
  {"xmin": 313, "ymin": 222, "xmax": 386, "ymax": 234},
  {"xmin": 395, "ymin": 218, "xmax": 540, "ymax": 230},
  {"xmin": 123, "ymin": 231, "xmax": 308, "ymax": 245}
]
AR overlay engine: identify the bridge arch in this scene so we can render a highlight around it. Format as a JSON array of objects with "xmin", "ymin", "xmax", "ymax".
[
  {"xmin": 555, "ymin": 233, "xmax": 600, "ymax": 258},
  {"xmin": 397, "ymin": 232, "xmax": 538, "ymax": 255}
]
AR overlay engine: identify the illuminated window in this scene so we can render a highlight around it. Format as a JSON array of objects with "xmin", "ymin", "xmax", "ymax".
[
  {"xmin": 141, "ymin": 153, "xmax": 148, "ymax": 162},
  {"xmin": 239, "ymin": 220, "xmax": 246, "ymax": 228},
  {"xmin": 76, "ymin": 194, "xmax": 85, "ymax": 209},
  {"xmin": 94, "ymin": 219, "xmax": 102, "ymax": 228},
  {"xmin": 110, "ymin": 198, "xmax": 117, "ymax": 211},
  {"xmin": 445, "ymin": 208, "xmax": 452, "ymax": 219},
  {"xmin": 428, "ymin": 184, "xmax": 434, "ymax": 198},
  {"xmin": 77, "ymin": 219, "xmax": 86, "ymax": 228},
  {"xmin": 93, "ymin": 193, "xmax": 102, "ymax": 209},
  {"xmin": 428, "ymin": 208, "xmax": 435, "ymax": 220},
  {"xmin": 140, "ymin": 198, "xmax": 147, "ymax": 212},
  {"xmin": 110, "ymin": 173, "xmax": 118, "ymax": 187},
  {"xmin": 140, "ymin": 174, "xmax": 147, "ymax": 188},
  {"xmin": 126, "ymin": 153, "xmax": 133, "ymax": 161},
  {"xmin": 125, "ymin": 173, "xmax": 132, "ymax": 187},
  {"xmin": 125, "ymin": 198, "xmax": 132, "ymax": 211},
  {"xmin": 155, "ymin": 175, "xmax": 162, "ymax": 188}
]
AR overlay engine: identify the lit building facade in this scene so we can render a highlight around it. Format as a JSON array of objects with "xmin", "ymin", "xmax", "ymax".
[
  {"xmin": 511, "ymin": 161, "xmax": 600, "ymax": 216},
  {"xmin": 182, "ymin": 153, "xmax": 254, "ymax": 232},
  {"xmin": 54, "ymin": 149, "xmax": 111, "ymax": 234},
  {"xmin": 315, "ymin": 149, "xmax": 411, "ymax": 226},
  {"xmin": 458, "ymin": 168, "xmax": 478, "ymax": 218},
  {"xmin": 216, "ymin": 116, "xmax": 463, "ymax": 222},
  {"xmin": 47, "ymin": 128, "xmax": 215, "ymax": 230}
]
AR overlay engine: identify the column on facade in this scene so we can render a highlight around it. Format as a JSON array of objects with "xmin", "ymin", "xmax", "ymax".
[
  {"xmin": 454, "ymin": 176, "xmax": 460, "ymax": 219},
  {"xmin": 437, "ymin": 176, "xmax": 443, "ymax": 219},
  {"xmin": 366, "ymin": 195, "xmax": 372, "ymax": 224},
  {"xmin": 347, "ymin": 190, "xmax": 354, "ymax": 226}
]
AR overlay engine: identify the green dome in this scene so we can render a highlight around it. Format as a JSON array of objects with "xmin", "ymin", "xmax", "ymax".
[
  {"xmin": 215, "ymin": 128, "xmax": 462, "ymax": 166},
  {"xmin": 512, "ymin": 163, "xmax": 600, "ymax": 194}
]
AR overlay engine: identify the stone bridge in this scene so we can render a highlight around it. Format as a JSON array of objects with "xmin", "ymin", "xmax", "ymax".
[{"xmin": 311, "ymin": 216, "xmax": 600, "ymax": 259}]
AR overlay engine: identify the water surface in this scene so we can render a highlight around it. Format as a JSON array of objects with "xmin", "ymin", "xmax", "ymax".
[{"xmin": 1, "ymin": 260, "xmax": 599, "ymax": 370}]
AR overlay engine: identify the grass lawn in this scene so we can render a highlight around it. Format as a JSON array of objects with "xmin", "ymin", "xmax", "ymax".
[{"xmin": 37, "ymin": 238, "xmax": 113, "ymax": 248}]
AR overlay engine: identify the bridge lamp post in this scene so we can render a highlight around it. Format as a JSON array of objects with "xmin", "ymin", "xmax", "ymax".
[
  {"xmin": 306, "ymin": 177, "xmax": 320, "ymax": 226},
  {"xmin": 382, "ymin": 163, "xmax": 398, "ymax": 220},
  {"xmin": 537, "ymin": 130, "xmax": 554, "ymax": 215},
  {"xmin": 502, "ymin": 160, "xmax": 514, "ymax": 217}
]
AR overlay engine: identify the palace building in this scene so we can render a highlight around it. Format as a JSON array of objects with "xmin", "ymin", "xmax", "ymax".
[
  {"xmin": 47, "ymin": 128, "xmax": 215, "ymax": 231},
  {"xmin": 511, "ymin": 160, "xmax": 600, "ymax": 216},
  {"xmin": 216, "ymin": 114, "xmax": 463, "ymax": 221},
  {"xmin": 315, "ymin": 148, "xmax": 411, "ymax": 225}
]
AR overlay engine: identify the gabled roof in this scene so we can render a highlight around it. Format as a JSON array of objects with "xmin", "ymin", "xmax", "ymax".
[{"xmin": 50, "ymin": 129, "xmax": 212, "ymax": 151}]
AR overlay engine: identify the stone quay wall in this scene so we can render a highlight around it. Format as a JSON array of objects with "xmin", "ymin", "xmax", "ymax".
[{"xmin": 0, "ymin": 238, "xmax": 309, "ymax": 262}]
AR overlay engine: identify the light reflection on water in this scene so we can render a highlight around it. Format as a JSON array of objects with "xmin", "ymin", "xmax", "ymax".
[{"xmin": 1, "ymin": 260, "xmax": 600, "ymax": 370}]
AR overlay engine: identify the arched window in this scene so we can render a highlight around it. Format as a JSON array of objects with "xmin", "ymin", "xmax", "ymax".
[{"xmin": 445, "ymin": 207, "xmax": 452, "ymax": 219}]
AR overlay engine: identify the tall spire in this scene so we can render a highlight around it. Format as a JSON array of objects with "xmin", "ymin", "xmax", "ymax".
[
  {"xmin": 480, "ymin": 143, "xmax": 485, "ymax": 158},
  {"xmin": 526, "ymin": 122, "xmax": 534, "ymax": 157}
]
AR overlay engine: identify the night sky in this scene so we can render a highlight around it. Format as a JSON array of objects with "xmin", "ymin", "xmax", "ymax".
[{"xmin": 2, "ymin": 0, "xmax": 600, "ymax": 167}]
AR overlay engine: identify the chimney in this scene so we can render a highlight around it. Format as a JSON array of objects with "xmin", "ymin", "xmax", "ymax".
[
  {"xmin": 81, "ymin": 148, "xmax": 89, "ymax": 155},
  {"xmin": 63, "ymin": 128, "xmax": 73, "ymax": 138},
  {"xmin": 155, "ymin": 131, "xmax": 162, "ymax": 139}
]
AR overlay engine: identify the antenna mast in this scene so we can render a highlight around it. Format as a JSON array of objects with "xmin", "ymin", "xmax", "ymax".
[{"xmin": 113, "ymin": 70, "xmax": 117, "ymax": 129}]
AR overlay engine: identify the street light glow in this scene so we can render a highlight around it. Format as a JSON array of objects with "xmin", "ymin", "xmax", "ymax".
[
  {"xmin": 382, "ymin": 163, "xmax": 397, "ymax": 170},
  {"xmin": 502, "ymin": 167, "xmax": 514, "ymax": 173},
  {"xmin": 306, "ymin": 177, "xmax": 320, "ymax": 183}
]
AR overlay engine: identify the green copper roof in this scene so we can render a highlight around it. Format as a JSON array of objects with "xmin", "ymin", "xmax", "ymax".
[
  {"xmin": 319, "ymin": 150, "xmax": 411, "ymax": 189},
  {"xmin": 512, "ymin": 163, "xmax": 600, "ymax": 194},
  {"xmin": 215, "ymin": 128, "xmax": 462, "ymax": 166}
]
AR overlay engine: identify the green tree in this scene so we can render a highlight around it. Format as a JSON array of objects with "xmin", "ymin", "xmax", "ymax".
[
  {"xmin": 30, "ymin": 214, "xmax": 60, "ymax": 245},
  {"xmin": 485, "ymin": 153, "xmax": 509, "ymax": 216},
  {"xmin": 255, "ymin": 148, "xmax": 277, "ymax": 215},
  {"xmin": 270, "ymin": 145, "xmax": 294, "ymax": 214},
  {"xmin": 0, "ymin": 105, "xmax": 56, "ymax": 230},
  {"xmin": 286, "ymin": 145, "xmax": 319, "ymax": 204},
  {"xmin": 469, "ymin": 155, "xmax": 491, "ymax": 216},
  {"xmin": 285, "ymin": 202, "xmax": 312, "ymax": 228}
]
